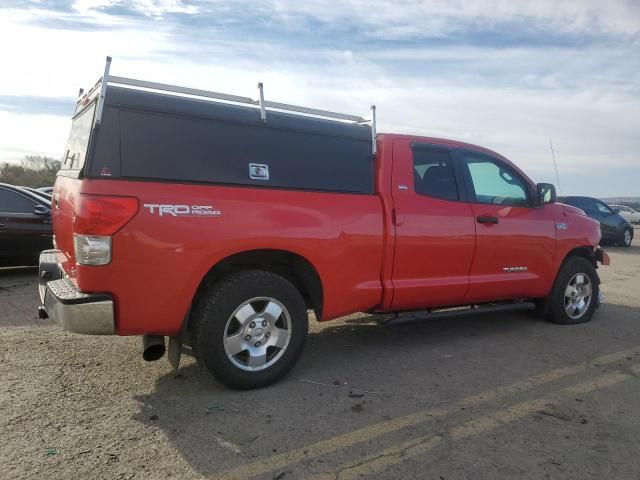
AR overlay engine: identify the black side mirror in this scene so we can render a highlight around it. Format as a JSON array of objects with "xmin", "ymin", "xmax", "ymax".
[
  {"xmin": 33, "ymin": 204, "xmax": 51, "ymax": 216},
  {"xmin": 536, "ymin": 183, "xmax": 556, "ymax": 206}
]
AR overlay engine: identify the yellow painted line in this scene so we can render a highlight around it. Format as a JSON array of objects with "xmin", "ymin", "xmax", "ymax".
[
  {"xmin": 214, "ymin": 347, "xmax": 640, "ymax": 480},
  {"xmin": 309, "ymin": 362, "xmax": 640, "ymax": 480}
]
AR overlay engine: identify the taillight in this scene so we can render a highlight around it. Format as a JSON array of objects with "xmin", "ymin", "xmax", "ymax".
[
  {"xmin": 74, "ymin": 194, "xmax": 139, "ymax": 236},
  {"xmin": 73, "ymin": 195, "xmax": 138, "ymax": 265}
]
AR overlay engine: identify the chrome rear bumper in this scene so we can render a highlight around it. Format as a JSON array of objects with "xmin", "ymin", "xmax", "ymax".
[{"xmin": 38, "ymin": 250, "xmax": 115, "ymax": 335}]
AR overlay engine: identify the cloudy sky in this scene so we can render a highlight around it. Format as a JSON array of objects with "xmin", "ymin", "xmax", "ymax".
[{"xmin": 1, "ymin": 0, "xmax": 638, "ymax": 196}]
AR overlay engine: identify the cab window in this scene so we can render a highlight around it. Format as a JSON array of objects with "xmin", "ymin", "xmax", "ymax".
[{"xmin": 461, "ymin": 153, "xmax": 529, "ymax": 206}]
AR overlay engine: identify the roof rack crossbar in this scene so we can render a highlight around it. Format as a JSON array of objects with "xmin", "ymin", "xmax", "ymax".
[
  {"xmin": 108, "ymin": 75, "xmax": 256, "ymax": 106},
  {"xmin": 261, "ymin": 99, "xmax": 365, "ymax": 122},
  {"xmin": 106, "ymin": 74, "xmax": 366, "ymax": 123}
]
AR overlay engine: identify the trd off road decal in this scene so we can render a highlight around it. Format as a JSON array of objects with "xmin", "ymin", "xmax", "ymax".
[{"xmin": 143, "ymin": 204, "xmax": 221, "ymax": 217}]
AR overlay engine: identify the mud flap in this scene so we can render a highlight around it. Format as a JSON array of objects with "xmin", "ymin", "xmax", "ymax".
[
  {"xmin": 168, "ymin": 334, "xmax": 182, "ymax": 370},
  {"xmin": 168, "ymin": 309, "xmax": 190, "ymax": 370}
]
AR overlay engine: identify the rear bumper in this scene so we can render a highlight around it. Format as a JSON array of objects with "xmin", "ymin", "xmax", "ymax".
[{"xmin": 38, "ymin": 250, "xmax": 115, "ymax": 335}]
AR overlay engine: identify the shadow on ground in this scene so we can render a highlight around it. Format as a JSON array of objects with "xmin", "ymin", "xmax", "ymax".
[{"xmin": 132, "ymin": 300, "xmax": 640, "ymax": 477}]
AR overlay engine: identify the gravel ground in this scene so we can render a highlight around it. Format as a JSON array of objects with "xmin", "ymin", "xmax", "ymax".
[{"xmin": 1, "ymin": 236, "xmax": 640, "ymax": 480}]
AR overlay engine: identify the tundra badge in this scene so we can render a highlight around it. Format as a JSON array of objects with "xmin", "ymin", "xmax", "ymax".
[{"xmin": 503, "ymin": 266, "xmax": 528, "ymax": 273}]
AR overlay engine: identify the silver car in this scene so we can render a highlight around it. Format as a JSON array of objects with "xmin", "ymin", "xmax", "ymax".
[{"xmin": 610, "ymin": 204, "xmax": 640, "ymax": 224}]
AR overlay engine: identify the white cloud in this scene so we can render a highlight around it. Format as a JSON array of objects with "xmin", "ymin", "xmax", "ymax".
[
  {"xmin": 0, "ymin": 111, "xmax": 69, "ymax": 162},
  {"xmin": 72, "ymin": 0, "xmax": 198, "ymax": 17},
  {"xmin": 269, "ymin": 0, "xmax": 640, "ymax": 37},
  {"xmin": 0, "ymin": 0, "xmax": 638, "ymax": 196}
]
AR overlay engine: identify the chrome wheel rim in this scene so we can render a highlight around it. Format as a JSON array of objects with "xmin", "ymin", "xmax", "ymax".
[
  {"xmin": 624, "ymin": 230, "xmax": 631, "ymax": 246},
  {"xmin": 223, "ymin": 297, "xmax": 292, "ymax": 372},
  {"xmin": 564, "ymin": 273, "xmax": 592, "ymax": 319}
]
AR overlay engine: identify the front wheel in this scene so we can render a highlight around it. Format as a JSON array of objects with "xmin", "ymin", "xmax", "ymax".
[
  {"xmin": 190, "ymin": 270, "xmax": 308, "ymax": 389},
  {"xmin": 544, "ymin": 257, "xmax": 600, "ymax": 325}
]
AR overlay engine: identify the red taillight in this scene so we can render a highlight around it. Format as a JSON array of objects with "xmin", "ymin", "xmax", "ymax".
[{"xmin": 73, "ymin": 194, "xmax": 139, "ymax": 235}]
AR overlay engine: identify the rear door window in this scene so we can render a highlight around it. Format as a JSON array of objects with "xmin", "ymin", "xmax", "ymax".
[
  {"xmin": 412, "ymin": 148, "xmax": 458, "ymax": 201},
  {"xmin": 61, "ymin": 102, "xmax": 96, "ymax": 171},
  {"xmin": 0, "ymin": 188, "xmax": 36, "ymax": 213}
]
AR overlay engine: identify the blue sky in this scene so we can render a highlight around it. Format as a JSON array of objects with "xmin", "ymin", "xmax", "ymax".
[{"xmin": 0, "ymin": 0, "xmax": 638, "ymax": 196}]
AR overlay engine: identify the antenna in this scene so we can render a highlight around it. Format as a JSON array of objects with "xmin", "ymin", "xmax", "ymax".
[{"xmin": 550, "ymin": 138, "xmax": 562, "ymax": 195}]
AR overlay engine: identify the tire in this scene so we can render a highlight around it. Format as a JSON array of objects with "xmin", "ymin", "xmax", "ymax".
[
  {"xmin": 620, "ymin": 227, "xmax": 633, "ymax": 247},
  {"xmin": 545, "ymin": 257, "xmax": 600, "ymax": 325},
  {"xmin": 190, "ymin": 270, "xmax": 308, "ymax": 389}
]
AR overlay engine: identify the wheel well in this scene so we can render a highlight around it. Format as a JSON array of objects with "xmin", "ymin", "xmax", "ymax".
[
  {"xmin": 195, "ymin": 249, "xmax": 323, "ymax": 319},
  {"xmin": 561, "ymin": 246, "xmax": 597, "ymax": 269}
]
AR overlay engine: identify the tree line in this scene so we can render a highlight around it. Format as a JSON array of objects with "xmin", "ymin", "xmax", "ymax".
[{"xmin": 0, "ymin": 156, "xmax": 60, "ymax": 188}]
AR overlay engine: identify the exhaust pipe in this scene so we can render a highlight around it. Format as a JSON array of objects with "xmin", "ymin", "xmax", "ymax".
[{"xmin": 142, "ymin": 335, "xmax": 166, "ymax": 361}]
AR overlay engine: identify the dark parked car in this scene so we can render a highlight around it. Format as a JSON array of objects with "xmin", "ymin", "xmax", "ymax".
[
  {"xmin": 21, "ymin": 186, "xmax": 53, "ymax": 202},
  {"xmin": 0, "ymin": 183, "xmax": 53, "ymax": 266},
  {"xmin": 558, "ymin": 196, "xmax": 633, "ymax": 247}
]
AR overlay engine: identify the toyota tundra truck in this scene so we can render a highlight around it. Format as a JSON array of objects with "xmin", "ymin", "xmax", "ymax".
[{"xmin": 38, "ymin": 58, "xmax": 609, "ymax": 389}]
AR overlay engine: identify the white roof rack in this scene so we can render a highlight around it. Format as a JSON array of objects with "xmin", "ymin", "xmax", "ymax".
[{"xmin": 88, "ymin": 57, "xmax": 377, "ymax": 153}]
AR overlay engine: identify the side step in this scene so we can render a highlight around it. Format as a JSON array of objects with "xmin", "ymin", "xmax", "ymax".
[{"xmin": 383, "ymin": 301, "xmax": 535, "ymax": 325}]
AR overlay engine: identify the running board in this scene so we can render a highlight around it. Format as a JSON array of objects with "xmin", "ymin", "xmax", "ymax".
[{"xmin": 382, "ymin": 301, "xmax": 536, "ymax": 325}]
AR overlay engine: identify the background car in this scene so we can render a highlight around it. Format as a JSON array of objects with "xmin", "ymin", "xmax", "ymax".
[
  {"xmin": 559, "ymin": 196, "xmax": 633, "ymax": 247},
  {"xmin": 610, "ymin": 204, "xmax": 640, "ymax": 224},
  {"xmin": 21, "ymin": 186, "xmax": 52, "ymax": 202},
  {"xmin": 0, "ymin": 183, "xmax": 53, "ymax": 267},
  {"xmin": 38, "ymin": 187, "xmax": 54, "ymax": 195}
]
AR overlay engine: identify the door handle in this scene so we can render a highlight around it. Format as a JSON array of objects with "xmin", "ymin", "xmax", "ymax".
[{"xmin": 477, "ymin": 215, "xmax": 499, "ymax": 224}]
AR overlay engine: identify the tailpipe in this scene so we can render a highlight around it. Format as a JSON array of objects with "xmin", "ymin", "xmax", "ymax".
[{"xmin": 142, "ymin": 335, "xmax": 166, "ymax": 361}]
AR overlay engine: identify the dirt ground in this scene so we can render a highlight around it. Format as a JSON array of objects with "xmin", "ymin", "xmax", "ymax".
[{"xmin": 2, "ymin": 232, "xmax": 640, "ymax": 480}]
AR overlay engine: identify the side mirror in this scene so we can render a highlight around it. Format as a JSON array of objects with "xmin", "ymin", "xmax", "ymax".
[
  {"xmin": 33, "ymin": 204, "xmax": 51, "ymax": 216},
  {"xmin": 536, "ymin": 183, "xmax": 556, "ymax": 206}
]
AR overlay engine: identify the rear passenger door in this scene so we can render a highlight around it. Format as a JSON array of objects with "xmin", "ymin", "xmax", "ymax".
[
  {"xmin": 456, "ymin": 150, "xmax": 556, "ymax": 302},
  {"xmin": 390, "ymin": 140, "xmax": 476, "ymax": 310}
]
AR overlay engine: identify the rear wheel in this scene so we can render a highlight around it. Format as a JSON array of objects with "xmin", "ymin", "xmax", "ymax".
[
  {"xmin": 191, "ymin": 270, "xmax": 308, "ymax": 389},
  {"xmin": 620, "ymin": 227, "xmax": 633, "ymax": 247},
  {"xmin": 544, "ymin": 257, "xmax": 599, "ymax": 325}
]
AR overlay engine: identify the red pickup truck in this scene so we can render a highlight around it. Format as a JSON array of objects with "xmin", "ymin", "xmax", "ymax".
[{"xmin": 38, "ymin": 59, "xmax": 609, "ymax": 389}]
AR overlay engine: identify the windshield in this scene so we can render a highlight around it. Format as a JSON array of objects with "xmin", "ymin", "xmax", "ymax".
[{"xmin": 61, "ymin": 102, "xmax": 96, "ymax": 171}]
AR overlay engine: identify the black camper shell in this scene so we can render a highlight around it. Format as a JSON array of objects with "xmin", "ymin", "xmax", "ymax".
[{"xmin": 62, "ymin": 85, "xmax": 374, "ymax": 195}]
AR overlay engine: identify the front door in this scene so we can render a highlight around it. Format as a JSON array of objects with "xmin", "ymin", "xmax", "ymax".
[
  {"xmin": 456, "ymin": 151, "xmax": 556, "ymax": 302},
  {"xmin": 390, "ymin": 140, "xmax": 476, "ymax": 310},
  {"xmin": 589, "ymin": 199, "xmax": 618, "ymax": 241},
  {"xmin": 0, "ymin": 187, "xmax": 51, "ymax": 265}
]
